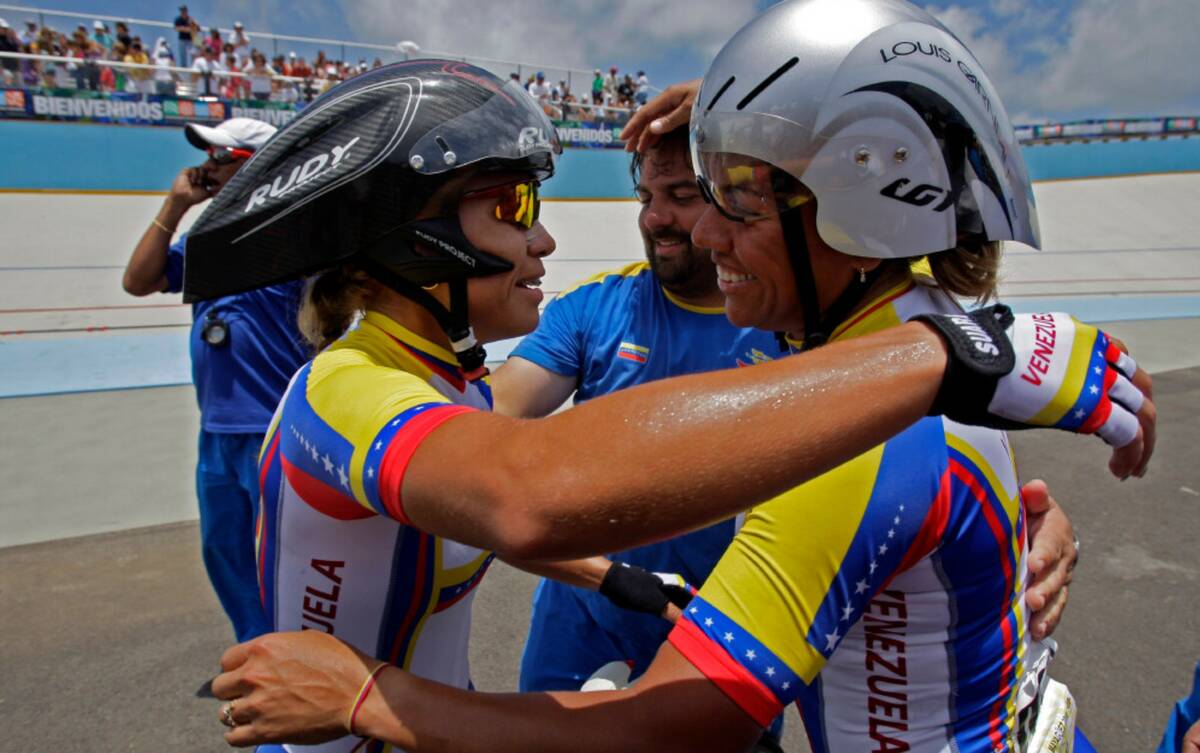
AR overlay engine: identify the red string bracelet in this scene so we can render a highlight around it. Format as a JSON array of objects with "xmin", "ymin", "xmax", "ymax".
[{"xmin": 348, "ymin": 662, "xmax": 390, "ymax": 738}]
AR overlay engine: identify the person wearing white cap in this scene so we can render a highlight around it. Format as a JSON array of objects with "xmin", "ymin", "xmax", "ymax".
[
  {"xmin": 230, "ymin": 22, "xmax": 250, "ymax": 66},
  {"xmin": 91, "ymin": 19, "xmax": 113, "ymax": 52},
  {"xmin": 122, "ymin": 118, "xmax": 311, "ymax": 644}
]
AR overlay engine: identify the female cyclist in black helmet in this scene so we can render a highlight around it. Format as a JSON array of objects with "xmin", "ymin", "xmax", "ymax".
[{"xmin": 193, "ymin": 54, "xmax": 1154, "ymax": 751}]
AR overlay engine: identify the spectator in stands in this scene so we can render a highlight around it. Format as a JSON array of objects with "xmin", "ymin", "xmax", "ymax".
[
  {"xmin": 92, "ymin": 20, "xmax": 113, "ymax": 52},
  {"xmin": 0, "ymin": 20, "xmax": 18, "ymax": 87},
  {"xmin": 20, "ymin": 39, "xmax": 39, "ymax": 88},
  {"xmin": 230, "ymin": 21, "xmax": 249, "ymax": 64},
  {"xmin": 20, "ymin": 19, "xmax": 38, "ymax": 47},
  {"xmin": 246, "ymin": 51, "xmax": 276, "ymax": 101},
  {"xmin": 220, "ymin": 52, "xmax": 242, "ymax": 99},
  {"xmin": 635, "ymin": 69, "xmax": 649, "ymax": 106},
  {"xmin": 560, "ymin": 82, "xmax": 578, "ymax": 119},
  {"xmin": 125, "ymin": 39, "xmax": 153, "ymax": 95},
  {"xmin": 617, "ymin": 73, "xmax": 635, "ymax": 109},
  {"xmin": 372, "ymin": 57, "xmax": 383, "ymax": 69},
  {"xmin": 107, "ymin": 42, "xmax": 128, "ymax": 92},
  {"xmin": 122, "ymin": 118, "xmax": 309, "ymax": 645},
  {"xmin": 69, "ymin": 26, "xmax": 101, "ymax": 91},
  {"xmin": 528, "ymin": 71, "xmax": 550, "ymax": 99},
  {"xmin": 191, "ymin": 44, "xmax": 224, "ymax": 96},
  {"xmin": 205, "ymin": 27, "xmax": 222, "ymax": 57},
  {"xmin": 153, "ymin": 37, "xmax": 177, "ymax": 95},
  {"xmin": 34, "ymin": 27, "xmax": 61, "ymax": 87},
  {"xmin": 604, "ymin": 65, "xmax": 619, "ymax": 102},
  {"xmin": 115, "ymin": 22, "xmax": 132, "ymax": 50},
  {"xmin": 591, "ymin": 68, "xmax": 603, "ymax": 104},
  {"xmin": 291, "ymin": 54, "xmax": 312, "ymax": 84},
  {"xmin": 173, "ymin": 5, "xmax": 195, "ymax": 67}
]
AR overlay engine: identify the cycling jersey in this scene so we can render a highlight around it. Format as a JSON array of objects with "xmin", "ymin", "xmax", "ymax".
[
  {"xmin": 257, "ymin": 311, "xmax": 492, "ymax": 753},
  {"xmin": 669, "ymin": 280, "xmax": 1029, "ymax": 753},
  {"xmin": 512, "ymin": 261, "xmax": 780, "ymax": 689}
]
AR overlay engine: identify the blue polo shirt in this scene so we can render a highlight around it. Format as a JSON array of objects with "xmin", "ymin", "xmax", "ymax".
[
  {"xmin": 165, "ymin": 234, "xmax": 310, "ymax": 434},
  {"xmin": 511, "ymin": 261, "xmax": 782, "ymax": 599}
]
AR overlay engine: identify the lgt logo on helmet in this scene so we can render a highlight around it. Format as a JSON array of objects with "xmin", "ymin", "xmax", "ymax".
[
  {"xmin": 880, "ymin": 178, "xmax": 954, "ymax": 212},
  {"xmin": 517, "ymin": 127, "xmax": 551, "ymax": 156}
]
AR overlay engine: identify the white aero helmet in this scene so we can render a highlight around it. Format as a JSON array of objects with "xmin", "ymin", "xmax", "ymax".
[{"xmin": 690, "ymin": 0, "xmax": 1040, "ymax": 261}]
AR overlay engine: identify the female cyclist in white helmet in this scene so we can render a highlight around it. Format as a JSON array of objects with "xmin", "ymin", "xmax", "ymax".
[{"xmin": 202, "ymin": 7, "xmax": 1154, "ymax": 749}]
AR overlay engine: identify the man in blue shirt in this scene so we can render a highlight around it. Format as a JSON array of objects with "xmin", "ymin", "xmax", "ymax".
[
  {"xmin": 123, "ymin": 118, "xmax": 310, "ymax": 642},
  {"xmin": 492, "ymin": 127, "xmax": 781, "ymax": 693}
]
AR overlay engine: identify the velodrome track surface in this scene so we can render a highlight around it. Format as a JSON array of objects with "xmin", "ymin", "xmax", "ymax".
[{"xmin": 1, "ymin": 171, "xmax": 1198, "ymax": 751}]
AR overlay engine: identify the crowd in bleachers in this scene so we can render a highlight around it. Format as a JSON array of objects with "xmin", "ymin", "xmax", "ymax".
[
  {"xmin": 0, "ymin": 7, "xmax": 645, "ymax": 121},
  {"xmin": 0, "ymin": 9, "xmax": 390, "ymax": 102},
  {"xmin": 518, "ymin": 66, "xmax": 650, "ymax": 121}
]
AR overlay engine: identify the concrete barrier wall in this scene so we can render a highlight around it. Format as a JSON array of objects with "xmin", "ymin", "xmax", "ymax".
[{"xmin": 2, "ymin": 120, "xmax": 1200, "ymax": 193}]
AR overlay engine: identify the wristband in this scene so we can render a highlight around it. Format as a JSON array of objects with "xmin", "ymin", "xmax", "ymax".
[
  {"xmin": 911, "ymin": 305, "xmax": 1016, "ymax": 425},
  {"xmin": 152, "ymin": 218, "xmax": 176, "ymax": 234},
  {"xmin": 347, "ymin": 662, "xmax": 389, "ymax": 737}
]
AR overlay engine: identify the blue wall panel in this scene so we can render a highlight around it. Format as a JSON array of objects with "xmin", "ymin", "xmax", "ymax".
[
  {"xmin": 4, "ymin": 120, "xmax": 1196, "ymax": 195},
  {"xmin": 1022, "ymin": 137, "xmax": 1200, "ymax": 181}
]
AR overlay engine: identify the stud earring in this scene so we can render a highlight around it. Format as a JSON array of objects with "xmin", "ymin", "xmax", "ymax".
[{"xmin": 858, "ymin": 268, "xmax": 866, "ymax": 284}]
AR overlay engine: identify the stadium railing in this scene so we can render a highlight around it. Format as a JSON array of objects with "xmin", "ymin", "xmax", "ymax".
[{"xmin": 0, "ymin": 3, "xmax": 600, "ymax": 92}]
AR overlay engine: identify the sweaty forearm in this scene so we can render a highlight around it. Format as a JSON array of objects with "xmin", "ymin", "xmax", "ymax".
[{"xmin": 405, "ymin": 322, "xmax": 946, "ymax": 559}]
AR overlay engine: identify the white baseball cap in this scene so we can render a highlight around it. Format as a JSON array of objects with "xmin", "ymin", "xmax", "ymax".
[
  {"xmin": 0, "ymin": 18, "xmax": 9, "ymax": 30},
  {"xmin": 234, "ymin": 21, "xmax": 244, "ymax": 28},
  {"xmin": 92, "ymin": 19, "xmax": 104, "ymax": 30},
  {"xmin": 184, "ymin": 117, "xmax": 277, "ymax": 152}
]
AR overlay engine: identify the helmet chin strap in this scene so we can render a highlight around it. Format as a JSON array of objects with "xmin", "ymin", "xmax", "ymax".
[
  {"xmin": 778, "ymin": 208, "xmax": 883, "ymax": 352},
  {"xmin": 359, "ymin": 216, "xmax": 510, "ymax": 378},
  {"xmin": 358, "ymin": 258, "xmax": 488, "ymax": 377}
]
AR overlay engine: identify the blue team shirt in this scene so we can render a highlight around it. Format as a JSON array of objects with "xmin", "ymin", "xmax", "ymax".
[
  {"xmin": 166, "ymin": 234, "xmax": 310, "ymax": 434},
  {"xmin": 511, "ymin": 261, "xmax": 781, "ymax": 626}
]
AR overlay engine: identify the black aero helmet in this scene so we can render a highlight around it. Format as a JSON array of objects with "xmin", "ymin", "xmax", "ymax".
[{"xmin": 184, "ymin": 60, "xmax": 561, "ymax": 370}]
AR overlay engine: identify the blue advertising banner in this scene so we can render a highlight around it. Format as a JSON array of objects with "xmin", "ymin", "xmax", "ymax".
[{"xmin": 0, "ymin": 87, "xmax": 629, "ymax": 148}]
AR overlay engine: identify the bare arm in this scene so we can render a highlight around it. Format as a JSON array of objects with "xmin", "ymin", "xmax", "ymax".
[
  {"xmin": 217, "ymin": 631, "xmax": 758, "ymax": 753},
  {"xmin": 503, "ymin": 556, "xmax": 685, "ymax": 623},
  {"xmin": 360, "ymin": 641, "xmax": 754, "ymax": 753},
  {"xmin": 404, "ymin": 323, "xmax": 948, "ymax": 560},
  {"xmin": 122, "ymin": 168, "xmax": 208, "ymax": 295},
  {"xmin": 490, "ymin": 356, "xmax": 577, "ymax": 418},
  {"xmin": 502, "ymin": 555, "xmax": 610, "ymax": 590}
]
